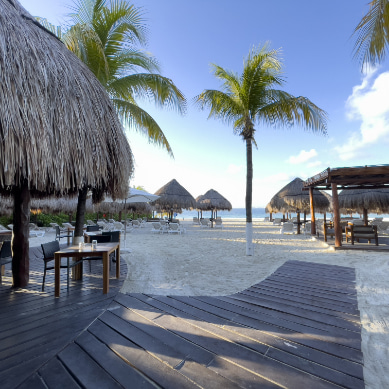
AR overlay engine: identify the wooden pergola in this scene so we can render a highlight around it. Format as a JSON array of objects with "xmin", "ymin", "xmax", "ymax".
[{"xmin": 303, "ymin": 165, "xmax": 389, "ymax": 247}]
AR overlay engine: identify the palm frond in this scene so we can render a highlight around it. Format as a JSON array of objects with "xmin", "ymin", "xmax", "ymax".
[
  {"xmin": 113, "ymin": 99, "xmax": 174, "ymax": 157},
  {"xmin": 352, "ymin": 0, "xmax": 389, "ymax": 67},
  {"xmin": 110, "ymin": 73, "xmax": 186, "ymax": 113}
]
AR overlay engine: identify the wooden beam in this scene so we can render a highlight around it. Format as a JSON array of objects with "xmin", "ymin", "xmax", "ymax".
[
  {"xmin": 309, "ymin": 187, "xmax": 316, "ymax": 235},
  {"xmin": 331, "ymin": 183, "xmax": 342, "ymax": 247}
]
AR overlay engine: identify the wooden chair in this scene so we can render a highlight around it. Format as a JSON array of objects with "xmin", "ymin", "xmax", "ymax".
[
  {"xmin": 41, "ymin": 240, "xmax": 82, "ymax": 292},
  {"xmin": 0, "ymin": 241, "xmax": 12, "ymax": 283},
  {"xmin": 345, "ymin": 225, "xmax": 378, "ymax": 245},
  {"xmin": 55, "ymin": 225, "xmax": 73, "ymax": 243}
]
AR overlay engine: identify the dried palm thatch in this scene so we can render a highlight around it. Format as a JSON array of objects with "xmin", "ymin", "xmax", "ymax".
[
  {"xmin": 30, "ymin": 196, "xmax": 94, "ymax": 214},
  {"xmin": 265, "ymin": 195, "xmax": 290, "ymax": 214},
  {"xmin": 196, "ymin": 189, "xmax": 232, "ymax": 211},
  {"xmin": 274, "ymin": 177, "xmax": 329, "ymax": 212},
  {"xmin": 339, "ymin": 188, "xmax": 389, "ymax": 214},
  {"xmin": 153, "ymin": 179, "xmax": 196, "ymax": 213},
  {"xmin": 0, "ymin": 0, "xmax": 133, "ymax": 199}
]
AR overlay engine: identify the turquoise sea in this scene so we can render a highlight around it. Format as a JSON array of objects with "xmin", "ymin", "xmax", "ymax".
[{"xmin": 175, "ymin": 208, "xmax": 389, "ymax": 221}]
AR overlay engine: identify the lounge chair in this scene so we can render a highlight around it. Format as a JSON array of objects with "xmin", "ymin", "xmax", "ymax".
[
  {"xmin": 280, "ymin": 222, "xmax": 294, "ymax": 234},
  {"xmin": 193, "ymin": 217, "xmax": 200, "ymax": 225},
  {"xmin": 272, "ymin": 218, "xmax": 282, "ymax": 226},
  {"xmin": 214, "ymin": 219, "xmax": 223, "ymax": 229},
  {"xmin": 200, "ymin": 219, "xmax": 211, "ymax": 228},
  {"xmin": 151, "ymin": 222, "xmax": 164, "ymax": 234},
  {"xmin": 168, "ymin": 223, "xmax": 183, "ymax": 235}
]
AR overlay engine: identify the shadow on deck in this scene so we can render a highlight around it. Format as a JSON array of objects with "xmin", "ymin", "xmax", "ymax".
[{"xmin": 0, "ymin": 249, "xmax": 364, "ymax": 388}]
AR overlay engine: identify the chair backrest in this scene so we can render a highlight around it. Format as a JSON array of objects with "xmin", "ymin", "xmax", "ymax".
[
  {"xmin": 0, "ymin": 240, "xmax": 12, "ymax": 259},
  {"xmin": 215, "ymin": 219, "xmax": 222, "ymax": 225},
  {"xmin": 169, "ymin": 223, "xmax": 179, "ymax": 230},
  {"xmin": 152, "ymin": 222, "xmax": 162, "ymax": 229},
  {"xmin": 93, "ymin": 234, "xmax": 111, "ymax": 243},
  {"xmin": 0, "ymin": 224, "xmax": 9, "ymax": 231},
  {"xmin": 41, "ymin": 241, "xmax": 60, "ymax": 261},
  {"xmin": 200, "ymin": 219, "xmax": 209, "ymax": 225},
  {"xmin": 55, "ymin": 225, "xmax": 60, "ymax": 235},
  {"xmin": 133, "ymin": 220, "xmax": 140, "ymax": 226},
  {"xmin": 102, "ymin": 231, "xmax": 120, "ymax": 242},
  {"xmin": 87, "ymin": 225, "xmax": 100, "ymax": 232}
]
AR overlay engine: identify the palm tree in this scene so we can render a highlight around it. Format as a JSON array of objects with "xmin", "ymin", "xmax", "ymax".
[
  {"xmin": 64, "ymin": 0, "xmax": 186, "ymax": 156},
  {"xmin": 196, "ymin": 44, "xmax": 327, "ymax": 255},
  {"xmin": 352, "ymin": 0, "xmax": 389, "ymax": 68},
  {"xmin": 38, "ymin": 0, "xmax": 186, "ymax": 240}
]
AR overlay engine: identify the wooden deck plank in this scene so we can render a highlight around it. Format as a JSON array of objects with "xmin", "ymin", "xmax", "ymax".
[{"xmin": 0, "ymin": 258, "xmax": 365, "ymax": 389}]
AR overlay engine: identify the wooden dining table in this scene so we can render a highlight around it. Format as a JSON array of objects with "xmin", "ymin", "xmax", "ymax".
[{"xmin": 54, "ymin": 242, "xmax": 120, "ymax": 297}]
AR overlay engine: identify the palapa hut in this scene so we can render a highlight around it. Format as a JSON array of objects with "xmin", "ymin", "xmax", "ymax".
[
  {"xmin": 153, "ymin": 179, "xmax": 196, "ymax": 219},
  {"xmin": 275, "ymin": 177, "xmax": 329, "ymax": 233},
  {"xmin": 338, "ymin": 188, "xmax": 389, "ymax": 225},
  {"xmin": 196, "ymin": 189, "xmax": 232, "ymax": 226},
  {"xmin": 0, "ymin": 0, "xmax": 133, "ymax": 287},
  {"xmin": 265, "ymin": 194, "xmax": 290, "ymax": 221}
]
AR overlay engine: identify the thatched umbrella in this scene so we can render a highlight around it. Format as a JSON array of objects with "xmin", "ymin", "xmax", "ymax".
[
  {"xmin": 275, "ymin": 177, "xmax": 329, "ymax": 233},
  {"xmin": 338, "ymin": 188, "xmax": 389, "ymax": 225},
  {"xmin": 196, "ymin": 189, "xmax": 232, "ymax": 226},
  {"xmin": 0, "ymin": 1, "xmax": 133, "ymax": 287},
  {"xmin": 154, "ymin": 179, "xmax": 196, "ymax": 219}
]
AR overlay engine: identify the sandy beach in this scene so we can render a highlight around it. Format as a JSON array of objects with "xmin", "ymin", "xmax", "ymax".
[{"xmin": 30, "ymin": 219, "xmax": 389, "ymax": 388}]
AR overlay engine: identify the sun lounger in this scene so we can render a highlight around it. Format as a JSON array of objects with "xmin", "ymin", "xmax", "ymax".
[{"xmin": 280, "ymin": 222, "xmax": 294, "ymax": 234}]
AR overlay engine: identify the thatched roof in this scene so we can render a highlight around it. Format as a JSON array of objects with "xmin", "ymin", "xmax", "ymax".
[
  {"xmin": 153, "ymin": 179, "xmax": 196, "ymax": 212},
  {"xmin": 272, "ymin": 177, "xmax": 329, "ymax": 212},
  {"xmin": 339, "ymin": 188, "xmax": 389, "ymax": 214},
  {"xmin": 196, "ymin": 189, "xmax": 232, "ymax": 211},
  {"xmin": 0, "ymin": 0, "xmax": 133, "ymax": 199},
  {"xmin": 265, "ymin": 194, "xmax": 290, "ymax": 214}
]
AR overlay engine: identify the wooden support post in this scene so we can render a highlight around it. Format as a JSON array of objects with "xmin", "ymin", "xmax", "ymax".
[
  {"xmin": 270, "ymin": 212, "xmax": 273, "ymax": 222},
  {"xmin": 309, "ymin": 187, "xmax": 316, "ymax": 235},
  {"xmin": 12, "ymin": 181, "xmax": 30, "ymax": 288},
  {"xmin": 297, "ymin": 211, "xmax": 301, "ymax": 234},
  {"xmin": 331, "ymin": 183, "xmax": 342, "ymax": 247},
  {"xmin": 363, "ymin": 208, "xmax": 368, "ymax": 226}
]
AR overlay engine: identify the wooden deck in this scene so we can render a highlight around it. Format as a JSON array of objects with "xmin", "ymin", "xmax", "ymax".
[
  {"xmin": 317, "ymin": 233, "xmax": 389, "ymax": 251},
  {"xmin": 0, "ymin": 249, "xmax": 364, "ymax": 388}
]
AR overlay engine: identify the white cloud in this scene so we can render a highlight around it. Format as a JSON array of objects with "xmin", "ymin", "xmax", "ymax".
[
  {"xmin": 226, "ymin": 164, "xmax": 244, "ymax": 174},
  {"xmin": 286, "ymin": 149, "xmax": 318, "ymax": 164},
  {"xmin": 308, "ymin": 160, "xmax": 322, "ymax": 168},
  {"xmin": 335, "ymin": 70, "xmax": 389, "ymax": 160}
]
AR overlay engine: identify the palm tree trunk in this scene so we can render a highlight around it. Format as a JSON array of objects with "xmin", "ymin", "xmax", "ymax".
[
  {"xmin": 74, "ymin": 187, "xmax": 88, "ymax": 241},
  {"xmin": 245, "ymin": 138, "xmax": 254, "ymax": 256},
  {"xmin": 12, "ymin": 180, "xmax": 30, "ymax": 287}
]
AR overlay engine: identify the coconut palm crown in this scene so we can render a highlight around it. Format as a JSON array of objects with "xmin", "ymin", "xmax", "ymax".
[
  {"xmin": 196, "ymin": 44, "xmax": 327, "ymax": 255},
  {"xmin": 352, "ymin": 0, "xmax": 389, "ymax": 67},
  {"xmin": 62, "ymin": 0, "xmax": 186, "ymax": 156}
]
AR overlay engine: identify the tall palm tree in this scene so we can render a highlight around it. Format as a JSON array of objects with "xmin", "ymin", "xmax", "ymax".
[
  {"xmin": 196, "ymin": 44, "xmax": 327, "ymax": 255},
  {"xmin": 64, "ymin": 0, "xmax": 186, "ymax": 156},
  {"xmin": 352, "ymin": 0, "xmax": 389, "ymax": 68},
  {"xmin": 38, "ymin": 0, "xmax": 186, "ymax": 240}
]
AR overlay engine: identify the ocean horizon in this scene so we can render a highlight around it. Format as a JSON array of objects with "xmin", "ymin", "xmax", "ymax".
[{"xmin": 172, "ymin": 208, "xmax": 389, "ymax": 221}]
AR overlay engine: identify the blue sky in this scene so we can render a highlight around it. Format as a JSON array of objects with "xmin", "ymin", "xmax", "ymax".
[{"xmin": 19, "ymin": 0, "xmax": 389, "ymax": 207}]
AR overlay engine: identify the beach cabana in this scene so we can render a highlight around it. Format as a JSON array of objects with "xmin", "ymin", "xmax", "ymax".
[
  {"xmin": 196, "ymin": 189, "xmax": 232, "ymax": 226},
  {"xmin": 304, "ymin": 165, "xmax": 389, "ymax": 247},
  {"xmin": 338, "ymin": 188, "xmax": 389, "ymax": 225},
  {"xmin": 276, "ymin": 177, "xmax": 329, "ymax": 234},
  {"xmin": 0, "ymin": 0, "xmax": 133, "ymax": 287},
  {"xmin": 153, "ymin": 179, "xmax": 196, "ymax": 219}
]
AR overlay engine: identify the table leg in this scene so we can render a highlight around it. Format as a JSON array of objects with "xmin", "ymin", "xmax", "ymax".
[
  {"xmin": 55, "ymin": 253, "xmax": 60, "ymax": 297},
  {"xmin": 103, "ymin": 252, "xmax": 109, "ymax": 294},
  {"xmin": 116, "ymin": 245, "xmax": 120, "ymax": 279}
]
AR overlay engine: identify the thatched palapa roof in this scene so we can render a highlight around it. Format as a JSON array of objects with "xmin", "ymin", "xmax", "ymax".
[
  {"xmin": 196, "ymin": 189, "xmax": 232, "ymax": 211},
  {"xmin": 339, "ymin": 188, "xmax": 389, "ymax": 214},
  {"xmin": 0, "ymin": 0, "xmax": 133, "ymax": 199},
  {"xmin": 270, "ymin": 177, "xmax": 330, "ymax": 213},
  {"xmin": 153, "ymin": 179, "xmax": 196, "ymax": 213}
]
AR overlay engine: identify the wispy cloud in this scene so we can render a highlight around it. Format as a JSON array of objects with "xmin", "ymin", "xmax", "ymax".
[
  {"xmin": 335, "ymin": 70, "xmax": 389, "ymax": 160},
  {"xmin": 286, "ymin": 149, "xmax": 317, "ymax": 164}
]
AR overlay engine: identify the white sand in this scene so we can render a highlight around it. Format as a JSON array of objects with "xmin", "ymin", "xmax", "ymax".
[{"xmin": 31, "ymin": 220, "xmax": 389, "ymax": 388}]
